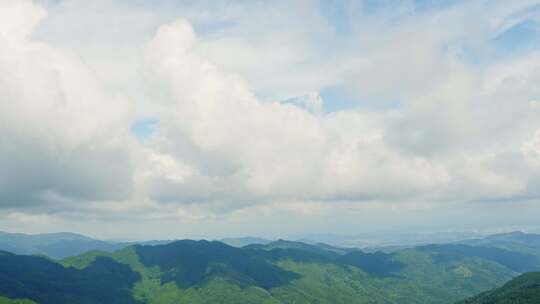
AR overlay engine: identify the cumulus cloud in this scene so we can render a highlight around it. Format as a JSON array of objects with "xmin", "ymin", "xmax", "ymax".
[
  {"xmin": 140, "ymin": 19, "xmax": 452, "ymax": 211},
  {"xmin": 0, "ymin": 0, "xmax": 134, "ymax": 209}
]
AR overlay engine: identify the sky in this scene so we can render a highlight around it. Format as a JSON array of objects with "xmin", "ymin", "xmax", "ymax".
[{"xmin": 1, "ymin": 0, "xmax": 540, "ymax": 240}]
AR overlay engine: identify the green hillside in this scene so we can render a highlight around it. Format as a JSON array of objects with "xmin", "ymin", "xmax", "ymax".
[
  {"xmin": 458, "ymin": 272, "xmax": 540, "ymax": 304},
  {"xmin": 0, "ymin": 297, "xmax": 35, "ymax": 304},
  {"xmin": 1, "ymin": 240, "xmax": 539, "ymax": 303}
]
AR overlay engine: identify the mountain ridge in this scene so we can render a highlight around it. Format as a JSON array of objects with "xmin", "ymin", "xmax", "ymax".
[
  {"xmin": 1, "ymin": 237, "xmax": 533, "ymax": 303},
  {"xmin": 458, "ymin": 272, "xmax": 540, "ymax": 303}
]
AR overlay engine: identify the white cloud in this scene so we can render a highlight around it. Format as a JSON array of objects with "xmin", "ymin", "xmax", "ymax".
[
  {"xmin": 140, "ymin": 19, "xmax": 451, "ymax": 209},
  {"xmin": 0, "ymin": 0, "xmax": 135, "ymax": 208}
]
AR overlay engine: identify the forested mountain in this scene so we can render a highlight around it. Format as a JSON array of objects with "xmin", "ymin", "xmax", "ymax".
[
  {"xmin": 244, "ymin": 239, "xmax": 355, "ymax": 257},
  {"xmin": 459, "ymin": 232, "xmax": 540, "ymax": 256},
  {"xmin": 458, "ymin": 272, "xmax": 540, "ymax": 304},
  {"xmin": 0, "ymin": 231, "xmax": 124, "ymax": 259},
  {"xmin": 1, "ymin": 237, "xmax": 539, "ymax": 304},
  {"xmin": 0, "ymin": 231, "xmax": 172, "ymax": 260},
  {"xmin": 0, "ymin": 250, "xmax": 139, "ymax": 303}
]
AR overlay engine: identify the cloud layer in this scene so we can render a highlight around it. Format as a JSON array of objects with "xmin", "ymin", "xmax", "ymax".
[
  {"xmin": 0, "ymin": 0, "xmax": 134, "ymax": 210},
  {"xmin": 1, "ymin": 0, "xmax": 540, "ymax": 238}
]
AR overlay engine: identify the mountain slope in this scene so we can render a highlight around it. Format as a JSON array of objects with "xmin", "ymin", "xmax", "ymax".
[
  {"xmin": 0, "ymin": 250, "xmax": 141, "ymax": 304},
  {"xmin": 0, "ymin": 231, "xmax": 125, "ymax": 259},
  {"xmin": 460, "ymin": 232, "xmax": 540, "ymax": 256},
  {"xmin": 0, "ymin": 297, "xmax": 34, "ymax": 304},
  {"xmin": 1, "ymin": 239, "xmax": 537, "ymax": 303},
  {"xmin": 61, "ymin": 241, "xmax": 527, "ymax": 303},
  {"xmin": 417, "ymin": 244, "xmax": 540, "ymax": 273},
  {"xmin": 245, "ymin": 239, "xmax": 353, "ymax": 258},
  {"xmin": 458, "ymin": 272, "xmax": 540, "ymax": 304}
]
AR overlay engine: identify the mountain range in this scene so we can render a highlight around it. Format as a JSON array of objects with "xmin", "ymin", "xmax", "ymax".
[
  {"xmin": 0, "ymin": 231, "xmax": 540, "ymax": 303},
  {"xmin": 0, "ymin": 231, "xmax": 172, "ymax": 259},
  {"xmin": 458, "ymin": 272, "xmax": 540, "ymax": 303}
]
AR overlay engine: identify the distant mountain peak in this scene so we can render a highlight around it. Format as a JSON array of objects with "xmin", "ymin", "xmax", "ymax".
[{"xmin": 489, "ymin": 231, "xmax": 526, "ymax": 237}]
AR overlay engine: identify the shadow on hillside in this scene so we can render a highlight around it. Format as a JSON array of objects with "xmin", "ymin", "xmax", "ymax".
[
  {"xmin": 135, "ymin": 240, "xmax": 301, "ymax": 290},
  {"xmin": 0, "ymin": 251, "xmax": 142, "ymax": 304},
  {"xmin": 251, "ymin": 246, "xmax": 405, "ymax": 278},
  {"xmin": 337, "ymin": 251, "xmax": 406, "ymax": 278}
]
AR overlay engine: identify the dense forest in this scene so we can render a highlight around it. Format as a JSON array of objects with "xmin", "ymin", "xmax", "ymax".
[{"xmin": 1, "ymin": 232, "xmax": 540, "ymax": 303}]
